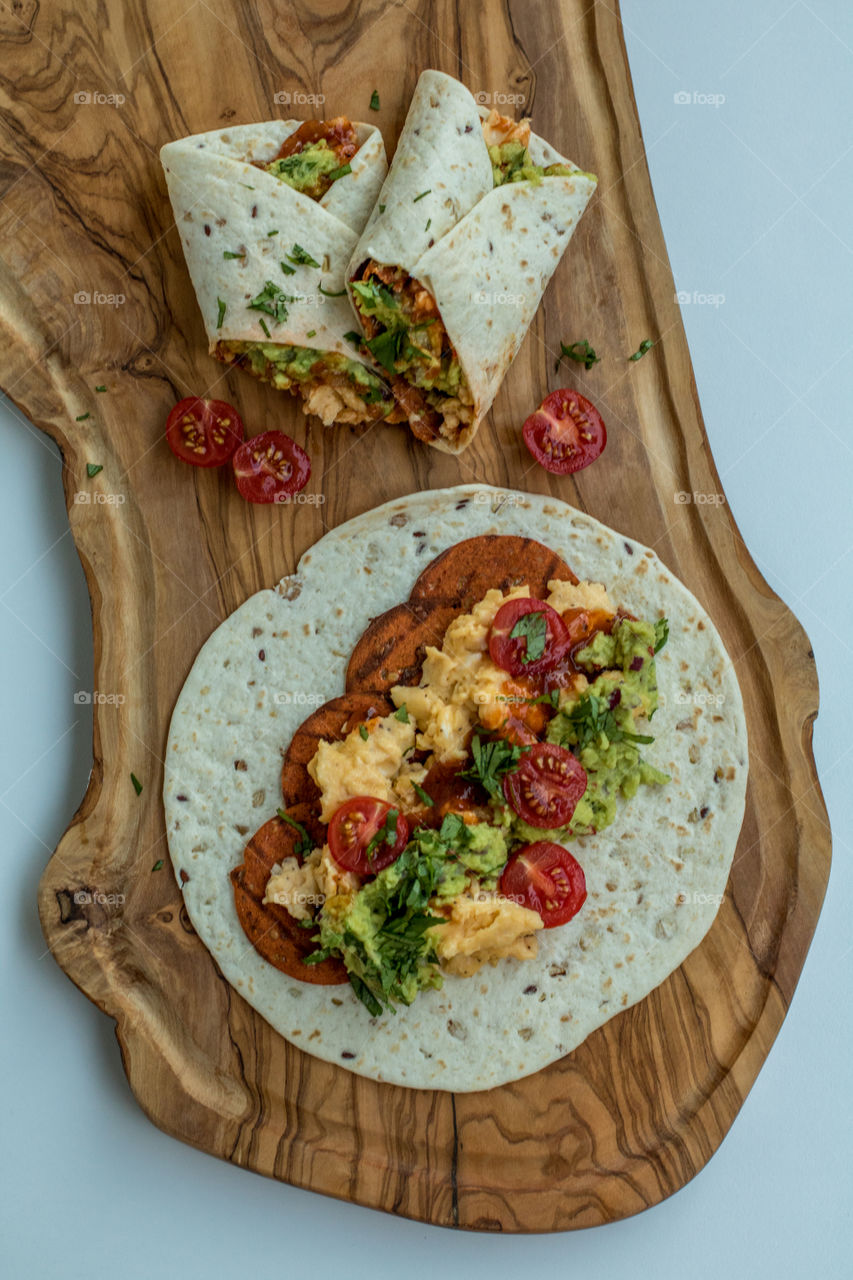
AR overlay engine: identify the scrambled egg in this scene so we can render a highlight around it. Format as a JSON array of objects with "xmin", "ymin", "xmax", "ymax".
[
  {"xmin": 430, "ymin": 891, "xmax": 544, "ymax": 977},
  {"xmin": 308, "ymin": 712, "xmax": 423, "ymax": 822},
  {"xmin": 389, "ymin": 579, "xmax": 615, "ymax": 763},
  {"xmin": 264, "ymin": 844, "xmax": 359, "ymax": 920}
]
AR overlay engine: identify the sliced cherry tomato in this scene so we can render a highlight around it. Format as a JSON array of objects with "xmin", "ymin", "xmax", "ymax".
[
  {"xmin": 232, "ymin": 430, "xmax": 311, "ymax": 504},
  {"xmin": 488, "ymin": 597, "xmax": 570, "ymax": 677},
  {"xmin": 500, "ymin": 841, "xmax": 587, "ymax": 928},
  {"xmin": 502, "ymin": 742, "xmax": 587, "ymax": 829},
  {"xmin": 165, "ymin": 397, "xmax": 244, "ymax": 467},
  {"xmin": 327, "ymin": 796, "xmax": 409, "ymax": 875},
  {"xmin": 522, "ymin": 389, "xmax": 606, "ymax": 475}
]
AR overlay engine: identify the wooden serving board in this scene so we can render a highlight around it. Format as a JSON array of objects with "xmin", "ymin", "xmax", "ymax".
[{"xmin": 4, "ymin": 0, "xmax": 829, "ymax": 1231}]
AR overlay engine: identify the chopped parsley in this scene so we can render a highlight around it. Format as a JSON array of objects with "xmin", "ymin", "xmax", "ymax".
[
  {"xmin": 425, "ymin": 217, "xmax": 431, "ymax": 231},
  {"xmin": 411, "ymin": 782, "xmax": 434, "ymax": 807},
  {"xmin": 280, "ymin": 261, "xmax": 296, "ymax": 276},
  {"xmin": 343, "ymin": 330, "xmax": 363, "ymax": 346},
  {"xmin": 86, "ymin": 463, "xmax": 103, "ymax": 478},
  {"xmin": 509, "ymin": 610, "xmax": 547, "ymax": 664},
  {"xmin": 628, "ymin": 338, "xmax": 655, "ymax": 362},
  {"xmin": 223, "ymin": 250, "xmax": 245, "ymax": 260},
  {"xmin": 359, "ymin": 724, "xmax": 369, "ymax": 741},
  {"xmin": 461, "ymin": 733, "xmax": 526, "ymax": 801},
  {"xmin": 328, "ymin": 162, "xmax": 352, "ymax": 181},
  {"xmin": 247, "ymin": 280, "xmax": 290, "ymax": 324},
  {"xmin": 152, "ymin": 859, "xmax": 164, "ymax": 871},
  {"xmin": 553, "ymin": 693, "xmax": 654, "ymax": 750},
  {"xmin": 318, "ymin": 283, "xmax": 346, "ymax": 297},
  {"xmin": 306, "ymin": 329, "xmax": 316, "ymax": 339},
  {"xmin": 258, "ymin": 317, "xmax": 271, "ymax": 338},
  {"xmin": 653, "ymin": 618, "xmax": 669, "ymax": 653},
  {"xmin": 393, "ymin": 703, "xmax": 409, "ymax": 723},
  {"xmin": 286, "ymin": 243, "xmax": 321, "ymax": 269},
  {"xmin": 413, "ymin": 189, "xmax": 431, "ymax": 202},
  {"xmin": 378, "ymin": 203, "xmax": 386, "ymax": 214},
  {"xmin": 94, "ymin": 385, "xmax": 107, "ymax": 393},
  {"xmin": 267, "ymin": 229, "xmax": 279, "ymax": 237},
  {"xmin": 276, "ymin": 808, "xmax": 314, "ymax": 857},
  {"xmin": 75, "ymin": 412, "xmax": 90, "ymax": 422},
  {"xmin": 369, "ymin": 89, "xmax": 380, "ymax": 111},
  {"xmin": 216, "ymin": 297, "xmax": 226, "ymax": 328},
  {"xmin": 365, "ymin": 807, "xmax": 399, "ymax": 868},
  {"xmin": 131, "ymin": 773, "xmax": 143, "ymax": 796},
  {"xmin": 555, "ymin": 339, "xmax": 600, "ymax": 372}
]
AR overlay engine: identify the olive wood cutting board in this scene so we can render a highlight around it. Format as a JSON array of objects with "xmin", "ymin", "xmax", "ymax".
[{"xmin": 1, "ymin": 0, "xmax": 829, "ymax": 1232}]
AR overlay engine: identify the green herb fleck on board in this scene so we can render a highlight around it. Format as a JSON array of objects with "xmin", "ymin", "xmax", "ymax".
[
  {"xmin": 86, "ymin": 463, "xmax": 103, "ymax": 478},
  {"xmin": 555, "ymin": 339, "xmax": 600, "ymax": 373},
  {"xmin": 131, "ymin": 773, "xmax": 143, "ymax": 796},
  {"xmin": 75, "ymin": 412, "xmax": 90, "ymax": 422},
  {"xmin": 628, "ymin": 338, "xmax": 655, "ymax": 362},
  {"xmin": 369, "ymin": 89, "xmax": 380, "ymax": 111},
  {"xmin": 94, "ymin": 385, "xmax": 107, "ymax": 393},
  {"xmin": 152, "ymin": 859, "xmax": 164, "ymax": 872}
]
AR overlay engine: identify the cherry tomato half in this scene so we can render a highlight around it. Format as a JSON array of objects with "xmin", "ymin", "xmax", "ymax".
[
  {"xmin": 500, "ymin": 841, "xmax": 587, "ymax": 928},
  {"xmin": 502, "ymin": 742, "xmax": 587, "ymax": 829},
  {"xmin": 522, "ymin": 389, "xmax": 606, "ymax": 475},
  {"xmin": 327, "ymin": 796, "xmax": 409, "ymax": 876},
  {"xmin": 232, "ymin": 430, "xmax": 311, "ymax": 504},
  {"xmin": 488, "ymin": 598, "xmax": 570, "ymax": 677},
  {"xmin": 165, "ymin": 397, "xmax": 245, "ymax": 467}
]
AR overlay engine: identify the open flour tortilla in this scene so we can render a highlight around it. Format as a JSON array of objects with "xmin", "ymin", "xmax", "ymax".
[
  {"xmin": 346, "ymin": 71, "xmax": 597, "ymax": 452},
  {"xmin": 164, "ymin": 487, "xmax": 748, "ymax": 1092},
  {"xmin": 161, "ymin": 120, "xmax": 387, "ymax": 365}
]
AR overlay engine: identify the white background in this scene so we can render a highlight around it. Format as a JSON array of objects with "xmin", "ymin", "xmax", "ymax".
[{"xmin": 1, "ymin": 2, "xmax": 850, "ymax": 1275}]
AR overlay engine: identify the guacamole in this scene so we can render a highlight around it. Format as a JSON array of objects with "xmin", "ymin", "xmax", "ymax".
[
  {"xmin": 350, "ymin": 277, "xmax": 464, "ymax": 396},
  {"xmin": 265, "ymin": 140, "xmax": 347, "ymax": 201},
  {"xmin": 489, "ymin": 140, "xmax": 576, "ymax": 187},
  {"xmin": 308, "ymin": 813, "xmax": 511, "ymax": 1012},
  {"xmin": 215, "ymin": 340, "xmax": 388, "ymax": 404}
]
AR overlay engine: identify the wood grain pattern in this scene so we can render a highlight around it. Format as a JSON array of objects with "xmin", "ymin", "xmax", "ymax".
[{"xmin": 0, "ymin": 0, "xmax": 830, "ymax": 1230}]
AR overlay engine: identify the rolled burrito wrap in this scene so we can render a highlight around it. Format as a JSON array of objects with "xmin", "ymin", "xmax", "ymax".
[
  {"xmin": 161, "ymin": 120, "xmax": 394, "ymax": 426},
  {"xmin": 346, "ymin": 71, "xmax": 597, "ymax": 452}
]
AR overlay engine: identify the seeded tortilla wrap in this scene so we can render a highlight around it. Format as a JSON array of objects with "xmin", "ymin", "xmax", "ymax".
[
  {"xmin": 163, "ymin": 486, "xmax": 748, "ymax": 1092},
  {"xmin": 346, "ymin": 70, "xmax": 597, "ymax": 452},
  {"xmin": 160, "ymin": 120, "xmax": 393, "ymax": 425}
]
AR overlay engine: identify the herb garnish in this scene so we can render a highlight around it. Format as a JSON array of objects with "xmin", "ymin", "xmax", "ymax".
[
  {"xmin": 86, "ymin": 463, "xmax": 103, "ymax": 478},
  {"xmin": 95, "ymin": 385, "xmax": 107, "ymax": 393},
  {"xmin": 131, "ymin": 773, "xmax": 143, "ymax": 796},
  {"xmin": 280, "ymin": 261, "xmax": 296, "ymax": 276},
  {"xmin": 306, "ymin": 329, "xmax": 316, "ymax": 339},
  {"xmin": 152, "ymin": 859, "xmax": 164, "ymax": 871},
  {"xmin": 369, "ymin": 89, "xmax": 380, "ymax": 111},
  {"xmin": 75, "ymin": 412, "xmax": 90, "ymax": 422},
  {"xmin": 276, "ymin": 807, "xmax": 314, "ymax": 857},
  {"xmin": 318, "ymin": 283, "xmax": 347, "ymax": 297},
  {"xmin": 216, "ymin": 297, "xmax": 226, "ymax": 328},
  {"xmin": 267, "ymin": 229, "xmax": 279, "ymax": 237},
  {"xmin": 248, "ymin": 280, "xmax": 290, "ymax": 323},
  {"xmin": 378, "ymin": 203, "xmax": 386, "ymax": 214},
  {"xmin": 328, "ymin": 162, "xmax": 352, "ymax": 181},
  {"xmin": 509, "ymin": 611, "xmax": 547, "ymax": 663},
  {"xmin": 365, "ymin": 807, "xmax": 399, "ymax": 868},
  {"xmin": 258, "ymin": 317, "xmax": 271, "ymax": 338},
  {"xmin": 413, "ymin": 189, "xmax": 431, "ymax": 202},
  {"xmin": 555, "ymin": 339, "xmax": 600, "ymax": 373},
  {"xmin": 555, "ymin": 694, "xmax": 654, "ymax": 750},
  {"xmin": 393, "ymin": 703, "xmax": 409, "ymax": 723},
  {"xmin": 359, "ymin": 724, "xmax": 369, "ymax": 741},
  {"xmin": 411, "ymin": 782, "xmax": 434, "ymax": 807},
  {"xmin": 343, "ymin": 330, "xmax": 363, "ymax": 346},
  {"xmin": 461, "ymin": 733, "xmax": 526, "ymax": 801},
  {"xmin": 653, "ymin": 618, "xmax": 669, "ymax": 653},
  {"xmin": 629, "ymin": 338, "xmax": 655, "ymax": 362},
  {"xmin": 223, "ymin": 250, "xmax": 245, "ymax": 260},
  {"xmin": 286, "ymin": 243, "xmax": 321, "ymax": 268}
]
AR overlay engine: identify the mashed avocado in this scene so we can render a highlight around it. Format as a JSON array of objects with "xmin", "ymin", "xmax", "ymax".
[
  {"xmin": 489, "ymin": 140, "xmax": 577, "ymax": 187},
  {"xmin": 350, "ymin": 279, "xmax": 463, "ymax": 396},
  {"xmin": 265, "ymin": 141, "xmax": 345, "ymax": 200},
  {"xmin": 309, "ymin": 814, "xmax": 510, "ymax": 1012},
  {"xmin": 216, "ymin": 340, "xmax": 387, "ymax": 404}
]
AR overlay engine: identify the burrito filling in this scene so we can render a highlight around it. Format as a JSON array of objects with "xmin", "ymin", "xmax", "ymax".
[
  {"xmin": 255, "ymin": 117, "xmax": 361, "ymax": 201},
  {"xmin": 213, "ymin": 340, "xmax": 392, "ymax": 426},
  {"xmin": 264, "ymin": 576, "xmax": 669, "ymax": 1014},
  {"xmin": 480, "ymin": 109, "xmax": 578, "ymax": 187}
]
